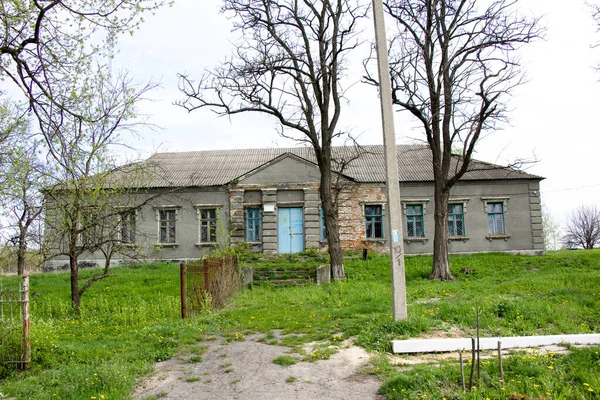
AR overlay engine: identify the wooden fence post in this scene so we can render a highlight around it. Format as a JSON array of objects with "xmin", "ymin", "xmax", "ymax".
[
  {"xmin": 21, "ymin": 275, "xmax": 30, "ymax": 371},
  {"xmin": 203, "ymin": 259, "xmax": 210, "ymax": 292},
  {"xmin": 180, "ymin": 263, "xmax": 187, "ymax": 319}
]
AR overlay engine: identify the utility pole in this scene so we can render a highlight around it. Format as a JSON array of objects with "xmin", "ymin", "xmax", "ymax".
[{"xmin": 371, "ymin": 0, "xmax": 407, "ymax": 320}]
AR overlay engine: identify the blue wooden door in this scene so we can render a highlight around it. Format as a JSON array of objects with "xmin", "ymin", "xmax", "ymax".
[{"xmin": 278, "ymin": 207, "xmax": 304, "ymax": 253}]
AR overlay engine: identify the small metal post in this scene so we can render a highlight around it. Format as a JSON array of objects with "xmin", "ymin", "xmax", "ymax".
[{"xmin": 180, "ymin": 263, "xmax": 187, "ymax": 319}]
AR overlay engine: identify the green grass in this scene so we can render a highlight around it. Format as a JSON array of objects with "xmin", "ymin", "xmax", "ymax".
[
  {"xmin": 0, "ymin": 250, "xmax": 599, "ymax": 399},
  {"xmin": 0, "ymin": 263, "xmax": 224, "ymax": 399},
  {"xmin": 372, "ymin": 346, "xmax": 600, "ymax": 399},
  {"xmin": 273, "ymin": 355, "xmax": 297, "ymax": 366}
]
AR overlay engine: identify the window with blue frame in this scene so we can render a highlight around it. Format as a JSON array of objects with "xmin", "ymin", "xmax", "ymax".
[
  {"xmin": 448, "ymin": 204, "xmax": 465, "ymax": 236},
  {"xmin": 246, "ymin": 207, "xmax": 261, "ymax": 242},
  {"xmin": 487, "ymin": 202, "xmax": 505, "ymax": 235},
  {"xmin": 365, "ymin": 205, "xmax": 383, "ymax": 239},
  {"xmin": 406, "ymin": 204, "xmax": 424, "ymax": 237},
  {"xmin": 319, "ymin": 207, "xmax": 327, "ymax": 240}
]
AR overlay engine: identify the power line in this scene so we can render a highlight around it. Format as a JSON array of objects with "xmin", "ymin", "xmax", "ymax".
[{"xmin": 543, "ymin": 183, "xmax": 600, "ymax": 194}]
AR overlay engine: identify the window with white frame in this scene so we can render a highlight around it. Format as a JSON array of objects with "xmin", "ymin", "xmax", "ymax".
[
  {"xmin": 365, "ymin": 204, "xmax": 383, "ymax": 239},
  {"xmin": 487, "ymin": 202, "xmax": 505, "ymax": 235},
  {"xmin": 159, "ymin": 209, "xmax": 177, "ymax": 244},
  {"xmin": 120, "ymin": 210, "xmax": 136, "ymax": 244},
  {"xmin": 448, "ymin": 204, "xmax": 465, "ymax": 236},
  {"xmin": 199, "ymin": 208, "xmax": 218, "ymax": 243},
  {"xmin": 406, "ymin": 204, "xmax": 424, "ymax": 237},
  {"xmin": 246, "ymin": 207, "xmax": 261, "ymax": 242}
]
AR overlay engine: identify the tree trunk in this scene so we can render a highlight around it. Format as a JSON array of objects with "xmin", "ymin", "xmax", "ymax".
[
  {"xmin": 319, "ymin": 165, "xmax": 345, "ymax": 281},
  {"xmin": 430, "ymin": 186, "xmax": 455, "ymax": 281},
  {"xmin": 17, "ymin": 232, "xmax": 26, "ymax": 276},
  {"xmin": 70, "ymin": 253, "xmax": 81, "ymax": 314}
]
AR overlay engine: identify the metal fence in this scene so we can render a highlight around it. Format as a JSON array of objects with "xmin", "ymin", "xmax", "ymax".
[
  {"xmin": 180, "ymin": 254, "xmax": 240, "ymax": 318},
  {"xmin": 0, "ymin": 276, "xmax": 31, "ymax": 371}
]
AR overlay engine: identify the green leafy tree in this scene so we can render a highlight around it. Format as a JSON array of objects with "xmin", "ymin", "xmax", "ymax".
[
  {"xmin": 43, "ymin": 72, "xmax": 156, "ymax": 314},
  {"xmin": 1, "ymin": 137, "xmax": 49, "ymax": 276},
  {"xmin": 1, "ymin": 0, "xmax": 168, "ymax": 311}
]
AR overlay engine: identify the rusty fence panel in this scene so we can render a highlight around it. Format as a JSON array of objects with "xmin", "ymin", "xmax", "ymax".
[
  {"xmin": 181, "ymin": 254, "xmax": 240, "ymax": 318},
  {"xmin": 0, "ymin": 276, "xmax": 31, "ymax": 371}
]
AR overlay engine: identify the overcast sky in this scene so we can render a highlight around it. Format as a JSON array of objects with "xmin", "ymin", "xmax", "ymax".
[{"xmin": 111, "ymin": 0, "xmax": 600, "ymax": 241}]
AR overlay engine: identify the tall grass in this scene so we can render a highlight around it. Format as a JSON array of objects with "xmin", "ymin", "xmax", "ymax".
[
  {"xmin": 0, "ymin": 250, "xmax": 598, "ymax": 399},
  {"xmin": 0, "ymin": 263, "xmax": 224, "ymax": 399}
]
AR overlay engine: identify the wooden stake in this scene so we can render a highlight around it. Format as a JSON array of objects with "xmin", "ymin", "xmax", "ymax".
[
  {"xmin": 498, "ymin": 341, "xmax": 504, "ymax": 382},
  {"xmin": 476, "ymin": 299, "xmax": 480, "ymax": 383},
  {"xmin": 459, "ymin": 349, "xmax": 466, "ymax": 391},
  {"xmin": 469, "ymin": 337, "xmax": 476, "ymax": 390},
  {"xmin": 21, "ymin": 275, "xmax": 30, "ymax": 371},
  {"xmin": 180, "ymin": 263, "xmax": 187, "ymax": 319}
]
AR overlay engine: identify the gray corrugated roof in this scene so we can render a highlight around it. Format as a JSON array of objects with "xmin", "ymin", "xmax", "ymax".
[{"xmin": 115, "ymin": 145, "xmax": 542, "ymax": 188}]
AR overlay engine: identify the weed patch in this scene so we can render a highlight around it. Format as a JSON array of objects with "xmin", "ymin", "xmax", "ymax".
[{"xmin": 273, "ymin": 355, "xmax": 297, "ymax": 366}]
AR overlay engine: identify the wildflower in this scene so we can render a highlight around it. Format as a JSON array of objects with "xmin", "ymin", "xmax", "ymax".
[
  {"xmin": 584, "ymin": 383, "xmax": 590, "ymax": 387},
  {"xmin": 589, "ymin": 388, "xmax": 595, "ymax": 393},
  {"xmin": 548, "ymin": 366, "xmax": 554, "ymax": 370}
]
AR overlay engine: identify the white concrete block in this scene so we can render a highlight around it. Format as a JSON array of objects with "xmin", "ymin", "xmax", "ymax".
[{"xmin": 392, "ymin": 334, "xmax": 600, "ymax": 354}]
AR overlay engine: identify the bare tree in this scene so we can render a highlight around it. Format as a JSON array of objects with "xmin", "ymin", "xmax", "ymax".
[
  {"xmin": 178, "ymin": 0, "xmax": 365, "ymax": 280},
  {"xmin": 591, "ymin": 2, "xmax": 600, "ymax": 70},
  {"xmin": 367, "ymin": 0, "xmax": 542, "ymax": 280},
  {"xmin": 562, "ymin": 205, "xmax": 600, "ymax": 250}
]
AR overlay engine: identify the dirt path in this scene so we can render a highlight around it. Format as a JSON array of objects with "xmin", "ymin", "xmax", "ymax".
[{"xmin": 132, "ymin": 334, "xmax": 384, "ymax": 400}]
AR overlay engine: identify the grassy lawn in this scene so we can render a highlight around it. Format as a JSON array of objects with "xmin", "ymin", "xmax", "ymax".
[{"xmin": 0, "ymin": 250, "xmax": 599, "ymax": 399}]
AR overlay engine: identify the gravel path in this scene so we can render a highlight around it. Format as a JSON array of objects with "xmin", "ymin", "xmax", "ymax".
[{"xmin": 132, "ymin": 334, "xmax": 383, "ymax": 400}]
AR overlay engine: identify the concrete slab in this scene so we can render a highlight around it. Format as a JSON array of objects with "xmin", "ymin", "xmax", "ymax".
[{"xmin": 392, "ymin": 333, "xmax": 600, "ymax": 354}]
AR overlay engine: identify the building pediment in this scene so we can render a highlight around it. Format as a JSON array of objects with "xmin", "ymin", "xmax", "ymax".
[{"xmin": 237, "ymin": 153, "xmax": 323, "ymax": 184}]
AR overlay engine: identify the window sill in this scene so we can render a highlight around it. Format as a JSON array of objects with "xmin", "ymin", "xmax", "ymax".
[
  {"xmin": 404, "ymin": 237, "xmax": 428, "ymax": 244},
  {"xmin": 157, "ymin": 243, "xmax": 179, "ymax": 248},
  {"xmin": 363, "ymin": 238, "xmax": 386, "ymax": 243},
  {"xmin": 196, "ymin": 242, "xmax": 219, "ymax": 247},
  {"xmin": 486, "ymin": 234, "xmax": 511, "ymax": 242},
  {"xmin": 449, "ymin": 236, "xmax": 470, "ymax": 242}
]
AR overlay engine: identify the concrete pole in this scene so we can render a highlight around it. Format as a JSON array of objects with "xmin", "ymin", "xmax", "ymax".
[{"xmin": 371, "ymin": 0, "xmax": 407, "ymax": 320}]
